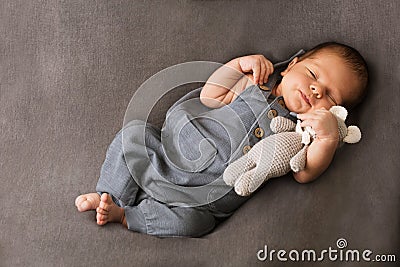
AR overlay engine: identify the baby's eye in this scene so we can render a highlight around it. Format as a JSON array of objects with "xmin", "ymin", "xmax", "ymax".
[{"xmin": 308, "ymin": 69, "xmax": 317, "ymax": 80}]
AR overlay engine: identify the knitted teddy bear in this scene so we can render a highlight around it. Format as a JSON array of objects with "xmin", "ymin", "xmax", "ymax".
[{"xmin": 223, "ymin": 106, "xmax": 361, "ymax": 196}]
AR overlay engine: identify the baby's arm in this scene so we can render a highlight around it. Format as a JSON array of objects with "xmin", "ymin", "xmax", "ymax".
[
  {"xmin": 200, "ymin": 55, "xmax": 273, "ymax": 108},
  {"xmin": 293, "ymin": 109, "xmax": 339, "ymax": 183}
]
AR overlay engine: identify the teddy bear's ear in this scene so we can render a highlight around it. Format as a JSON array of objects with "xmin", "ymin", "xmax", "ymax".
[
  {"xmin": 343, "ymin": 126, "xmax": 362, "ymax": 144},
  {"xmin": 329, "ymin": 106, "xmax": 348, "ymax": 121}
]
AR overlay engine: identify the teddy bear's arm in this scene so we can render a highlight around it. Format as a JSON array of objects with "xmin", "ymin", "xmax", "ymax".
[{"xmin": 270, "ymin": 116, "xmax": 296, "ymax": 133}]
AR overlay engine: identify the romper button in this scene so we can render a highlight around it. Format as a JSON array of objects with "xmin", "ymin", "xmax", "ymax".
[
  {"xmin": 278, "ymin": 99, "xmax": 286, "ymax": 108},
  {"xmin": 259, "ymin": 85, "xmax": 269, "ymax": 91},
  {"xmin": 267, "ymin": 109, "xmax": 278, "ymax": 119},
  {"xmin": 242, "ymin": 145, "xmax": 251, "ymax": 154},
  {"xmin": 254, "ymin": 127, "xmax": 264, "ymax": 138}
]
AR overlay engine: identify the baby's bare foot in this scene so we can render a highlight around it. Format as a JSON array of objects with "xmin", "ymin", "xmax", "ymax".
[
  {"xmin": 96, "ymin": 193, "xmax": 127, "ymax": 227},
  {"xmin": 75, "ymin": 193, "xmax": 101, "ymax": 212}
]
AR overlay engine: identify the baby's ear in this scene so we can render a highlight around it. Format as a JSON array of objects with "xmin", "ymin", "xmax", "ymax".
[{"xmin": 281, "ymin": 57, "xmax": 298, "ymax": 76}]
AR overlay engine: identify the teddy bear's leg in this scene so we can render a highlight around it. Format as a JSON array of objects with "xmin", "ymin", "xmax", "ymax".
[
  {"xmin": 233, "ymin": 168, "xmax": 259, "ymax": 196},
  {"xmin": 233, "ymin": 162, "xmax": 272, "ymax": 196},
  {"xmin": 290, "ymin": 145, "xmax": 308, "ymax": 173},
  {"xmin": 223, "ymin": 155, "xmax": 256, "ymax": 187}
]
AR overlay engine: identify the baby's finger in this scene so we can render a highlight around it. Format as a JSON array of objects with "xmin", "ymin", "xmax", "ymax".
[
  {"xmin": 259, "ymin": 60, "xmax": 266, "ymax": 85},
  {"xmin": 264, "ymin": 60, "xmax": 274, "ymax": 83},
  {"xmin": 300, "ymin": 118, "xmax": 318, "ymax": 129},
  {"xmin": 252, "ymin": 62, "xmax": 261, "ymax": 84},
  {"xmin": 261, "ymin": 61, "xmax": 269, "ymax": 84},
  {"xmin": 296, "ymin": 112, "xmax": 315, "ymax": 121},
  {"xmin": 266, "ymin": 59, "xmax": 274, "ymax": 73},
  {"xmin": 311, "ymin": 109, "xmax": 332, "ymax": 119},
  {"xmin": 313, "ymin": 108, "xmax": 328, "ymax": 115},
  {"xmin": 297, "ymin": 109, "xmax": 326, "ymax": 120},
  {"xmin": 297, "ymin": 115, "xmax": 320, "ymax": 127}
]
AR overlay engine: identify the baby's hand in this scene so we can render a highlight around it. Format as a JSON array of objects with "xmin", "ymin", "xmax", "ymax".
[
  {"xmin": 297, "ymin": 108, "xmax": 339, "ymax": 145},
  {"xmin": 238, "ymin": 55, "xmax": 273, "ymax": 85}
]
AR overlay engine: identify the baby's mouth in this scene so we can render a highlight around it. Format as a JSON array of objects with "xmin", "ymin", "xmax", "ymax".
[{"xmin": 300, "ymin": 91, "xmax": 311, "ymax": 105}]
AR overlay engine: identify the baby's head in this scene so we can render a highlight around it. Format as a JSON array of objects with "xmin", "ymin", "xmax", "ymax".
[
  {"xmin": 276, "ymin": 42, "xmax": 368, "ymax": 113},
  {"xmin": 299, "ymin": 42, "xmax": 369, "ymax": 108}
]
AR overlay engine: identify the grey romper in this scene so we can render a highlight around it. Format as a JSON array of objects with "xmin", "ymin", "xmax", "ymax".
[{"xmin": 96, "ymin": 50, "xmax": 304, "ymax": 237}]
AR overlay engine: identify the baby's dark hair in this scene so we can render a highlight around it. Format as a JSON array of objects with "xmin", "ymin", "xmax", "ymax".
[{"xmin": 299, "ymin": 42, "xmax": 369, "ymax": 108}]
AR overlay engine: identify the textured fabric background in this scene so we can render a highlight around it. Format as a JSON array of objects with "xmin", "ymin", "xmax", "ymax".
[{"xmin": 1, "ymin": 1, "xmax": 399, "ymax": 266}]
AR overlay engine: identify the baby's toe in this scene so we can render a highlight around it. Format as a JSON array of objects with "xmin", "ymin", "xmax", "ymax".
[
  {"xmin": 100, "ymin": 193, "xmax": 108, "ymax": 202},
  {"xmin": 75, "ymin": 197, "xmax": 92, "ymax": 212},
  {"xmin": 99, "ymin": 201, "xmax": 111, "ymax": 211},
  {"xmin": 96, "ymin": 207, "xmax": 108, "ymax": 215},
  {"xmin": 75, "ymin": 195, "xmax": 84, "ymax": 207},
  {"xmin": 96, "ymin": 212, "xmax": 108, "ymax": 222},
  {"xmin": 75, "ymin": 193, "xmax": 100, "ymax": 212},
  {"xmin": 99, "ymin": 194, "xmax": 113, "ymax": 209},
  {"xmin": 97, "ymin": 219, "xmax": 107, "ymax": 226},
  {"xmin": 78, "ymin": 201, "xmax": 90, "ymax": 212},
  {"xmin": 101, "ymin": 193, "xmax": 113, "ymax": 204}
]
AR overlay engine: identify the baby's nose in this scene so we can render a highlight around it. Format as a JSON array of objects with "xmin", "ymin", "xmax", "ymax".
[{"xmin": 310, "ymin": 85, "xmax": 322, "ymax": 99}]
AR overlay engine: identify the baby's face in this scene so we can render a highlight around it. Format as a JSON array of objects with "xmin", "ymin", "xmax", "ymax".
[{"xmin": 276, "ymin": 53, "xmax": 361, "ymax": 114}]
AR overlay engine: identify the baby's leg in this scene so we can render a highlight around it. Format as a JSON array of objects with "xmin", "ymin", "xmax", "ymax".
[
  {"xmin": 96, "ymin": 193, "xmax": 127, "ymax": 227},
  {"xmin": 95, "ymin": 129, "xmax": 139, "ymax": 206},
  {"xmin": 123, "ymin": 196, "xmax": 216, "ymax": 237},
  {"xmin": 76, "ymin": 130, "xmax": 136, "ymax": 213},
  {"xmin": 75, "ymin": 193, "xmax": 101, "ymax": 212}
]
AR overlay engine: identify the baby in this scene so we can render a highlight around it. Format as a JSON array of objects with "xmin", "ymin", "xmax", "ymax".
[{"xmin": 75, "ymin": 42, "xmax": 368, "ymax": 237}]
